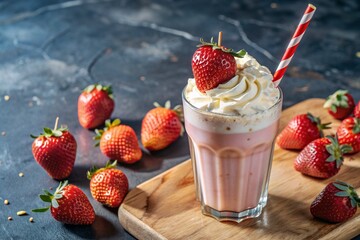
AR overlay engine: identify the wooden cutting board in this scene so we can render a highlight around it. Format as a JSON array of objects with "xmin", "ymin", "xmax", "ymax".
[{"xmin": 118, "ymin": 98, "xmax": 360, "ymax": 240}]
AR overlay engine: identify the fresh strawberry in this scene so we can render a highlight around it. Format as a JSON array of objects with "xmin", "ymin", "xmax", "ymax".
[
  {"xmin": 31, "ymin": 118, "xmax": 77, "ymax": 180},
  {"xmin": 323, "ymin": 90, "xmax": 355, "ymax": 120},
  {"xmin": 294, "ymin": 135, "xmax": 352, "ymax": 178},
  {"xmin": 95, "ymin": 119, "xmax": 142, "ymax": 164},
  {"xmin": 87, "ymin": 160, "xmax": 128, "ymax": 208},
  {"xmin": 310, "ymin": 181, "xmax": 360, "ymax": 223},
  {"xmin": 32, "ymin": 181, "xmax": 95, "ymax": 225},
  {"xmin": 337, "ymin": 117, "xmax": 360, "ymax": 154},
  {"xmin": 276, "ymin": 113, "xmax": 331, "ymax": 150},
  {"xmin": 141, "ymin": 101, "xmax": 183, "ymax": 151},
  {"xmin": 354, "ymin": 101, "xmax": 360, "ymax": 118},
  {"xmin": 78, "ymin": 84, "xmax": 115, "ymax": 129},
  {"xmin": 192, "ymin": 36, "xmax": 246, "ymax": 93}
]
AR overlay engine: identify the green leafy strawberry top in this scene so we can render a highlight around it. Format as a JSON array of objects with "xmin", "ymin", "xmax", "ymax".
[
  {"xmin": 307, "ymin": 113, "xmax": 331, "ymax": 137},
  {"xmin": 325, "ymin": 135, "xmax": 353, "ymax": 168},
  {"xmin": 197, "ymin": 37, "xmax": 246, "ymax": 58},
  {"xmin": 30, "ymin": 117, "xmax": 67, "ymax": 138},
  {"xmin": 84, "ymin": 84, "xmax": 113, "ymax": 99},
  {"xmin": 32, "ymin": 180, "xmax": 68, "ymax": 212},
  {"xmin": 333, "ymin": 180, "xmax": 360, "ymax": 208},
  {"xmin": 93, "ymin": 119, "xmax": 121, "ymax": 146},
  {"xmin": 154, "ymin": 100, "xmax": 184, "ymax": 122},
  {"xmin": 353, "ymin": 118, "xmax": 360, "ymax": 134},
  {"xmin": 323, "ymin": 90, "xmax": 350, "ymax": 112},
  {"xmin": 87, "ymin": 160, "xmax": 117, "ymax": 180}
]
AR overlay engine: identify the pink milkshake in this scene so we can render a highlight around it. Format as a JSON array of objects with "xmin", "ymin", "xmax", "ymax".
[{"xmin": 183, "ymin": 52, "xmax": 282, "ymax": 222}]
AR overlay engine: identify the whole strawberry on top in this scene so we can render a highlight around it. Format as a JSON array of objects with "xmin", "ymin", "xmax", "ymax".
[
  {"xmin": 87, "ymin": 160, "xmax": 129, "ymax": 208},
  {"xmin": 354, "ymin": 101, "xmax": 360, "ymax": 118},
  {"xmin": 31, "ymin": 118, "xmax": 77, "ymax": 180},
  {"xmin": 192, "ymin": 32, "xmax": 246, "ymax": 93},
  {"xmin": 337, "ymin": 117, "xmax": 360, "ymax": 154},
  {"xmin": 32, "ymin": 181, "xmax": 95, "ymax": 225},
  {"xmin": 323, "ymin": 90, "xmax": 355, "ymax": 120},
  {"xmin": 78, "ymin": 84, "xmax": 115, "ymax": 129},
  {"xmin": 95, "ymin": 119, "xmax": 142, "ymax": 164},
  {"xmin": 141, "ymin": 101, "xmax": 183, "ymax": 151},
  {"xmin": 294, "ymin": 135, "xmax": 352, "ymax": 178},
  {"xmin": 276, "ymin": 113, "xmax": 331, "ymax": 150},
  {"xmin": 311, "ymin": 181, "xmax": 360, "ymax": 223}
]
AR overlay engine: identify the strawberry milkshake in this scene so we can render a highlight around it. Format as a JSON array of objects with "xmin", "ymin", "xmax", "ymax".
[{"xmin": 182, "ymin": 37, "xmax": 282, "ymax": 222}]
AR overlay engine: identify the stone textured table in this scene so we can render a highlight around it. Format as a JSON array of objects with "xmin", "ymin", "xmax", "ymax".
[{"xmin": 0, "ymin": 0, "xmax": 359, "ymax": 239}]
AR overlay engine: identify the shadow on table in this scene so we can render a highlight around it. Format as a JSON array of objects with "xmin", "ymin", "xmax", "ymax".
[
  {"xmin": 64, "ymin": 222, "xmax": 94, "ymax": 239},
  {"xmin": 68, "ymin": 164, "xmax": 93, "ymax": 188},
  {"xmin": 103, "ymin": 205, "xmax": 119, "ymax": 216},
  {"xmin": 64, "ymin": 215, "xmax": 117, "ymax": 239},
  {"xmin": 92, "ymin": 215, "xmax": 118, "ymax": 239}
]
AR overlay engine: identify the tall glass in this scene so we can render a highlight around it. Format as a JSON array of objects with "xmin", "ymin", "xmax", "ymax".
[{"xmin": 182, "ymin": 88, "xmax": 282, "ymax": 223}]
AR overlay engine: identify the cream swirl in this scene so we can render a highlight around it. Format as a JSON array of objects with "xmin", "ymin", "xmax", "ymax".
[{"xmin": 185, "ymin": 53, "xmax": 280, "ymax": 115}]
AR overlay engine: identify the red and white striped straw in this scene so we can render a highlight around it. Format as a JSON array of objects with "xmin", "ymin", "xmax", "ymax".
[{"xmin": 273, "ymin": 4, "xmax": 316, "ymax": 87}]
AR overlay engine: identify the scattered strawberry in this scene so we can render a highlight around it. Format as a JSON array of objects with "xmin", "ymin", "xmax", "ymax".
[
  {"xmin": 87, "ymin": 160, "xmax": 128, "ymax": 208},
  {"xmin": 31, "ymin": 118, "xmax": 77, "ymax": 180},
  {"xmin": 354, "ymin": 101, "xmax": 360, "ymax": 118},
  {"xmin": 276, "ymin": 113, "xmax": 331, "ymax": 150},
  {"xmin": 95, "ymin": 119, "xmax": 142, "ymax": 164},
  {"xmin": 337, "ymin": 117, "xmax": 360, "ymax": 154},
  {"xmin": 78, "ymin": 84, "xmax": 115, "ymax": 129},
  {"xmin": 294, "ymin": 135, "xmax": 352, "ymax": 178},
  {"xmin": 310, "ymin": 181, "xmax": 360, "ymax": 223},
  {"xmin": 192, "ymin": 35, "xmax": 246, "ymax": 93},
  {"xmin": 32, "ymin": 181, "xmax": 95, "ymax": 225},
  {"xmin": 141, "ymin": 101, "xmax": 183, "ymax": 151},
  {"xmin": 323, "ymin": 90, "xmax": 355, "ymax": 120}
]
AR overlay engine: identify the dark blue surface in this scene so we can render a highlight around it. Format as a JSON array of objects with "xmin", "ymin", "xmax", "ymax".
[{"xmin": 0, "ymin": 0, "xmax": 359, "ymax": 239}]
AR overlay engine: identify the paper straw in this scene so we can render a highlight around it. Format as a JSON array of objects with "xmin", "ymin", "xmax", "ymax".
[{"xmin": 273, "ymin": 4, "xmax": 316, "ymax": 87}]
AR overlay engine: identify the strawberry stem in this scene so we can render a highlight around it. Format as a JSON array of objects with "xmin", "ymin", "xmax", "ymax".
[
  {"xmin": 87, "ymin": 160, "xmax": 117, "ymax": 180},
  {"xmin": 333, "ymin": 181, "xmax": 360, "ymax": 208},
  {"xmin": 353, "ymin": 118, "xmax": 360, "ymax": 134},
  {"xmin": 306, "ymin": 112, "xmax": 331, "ymax": 137},
  {"xmin": 323, "ymin": 90, "xmax": 350, "ymax": 111},
  {"xmin": 197, "ymin": 37, "xmax": 246, "ymax": 58},
  {"xmin": 153, "ymin": 101, "xmax": 171, "ymax": 109},
  {"xmin": 83, "ymin": 84, "xmax": 113, "ymax": 99},
  {"xmin": 30, "ymin": 118, "xmax": 67, "ymax": 139},
  {"xmin": 325, "ymin": 135, "xmax": 352, "ymax": 168},
  {"xmin": 93, "ymin": 119, "xmax": 121, "ymax": 146},
  {"xmin": 153, "ymin": 101, "xmax": 184, "ymax": 122},
  {"xmin": 218, "ymin": 31, "xmax": 222, "ymax": 47},
  {"xmin": 32, "ymin": 180, "xmax": 68, "ymax": 213},
  {"xmin": 54, "ymin": 117, "xmax": 59, "ymax": 131},
  {"xmin": 173, "ymin": 105, "xmax": 184, "ymax": 122}
]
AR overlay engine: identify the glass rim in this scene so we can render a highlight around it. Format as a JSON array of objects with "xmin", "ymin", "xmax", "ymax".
[{"xmin": 182, "ymin": 86, "xmax": 283, "ymax": 118}]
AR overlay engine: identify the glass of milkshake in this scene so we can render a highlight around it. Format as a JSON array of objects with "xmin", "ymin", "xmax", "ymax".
[{"xmin": 183, "ymin": 46, "xmax": 282, "ymax": 222}]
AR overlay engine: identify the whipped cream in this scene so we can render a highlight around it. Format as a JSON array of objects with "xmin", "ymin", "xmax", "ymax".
[{"xmin": 185, "ymin": 53, "xmax": 280, "ymax": 115}]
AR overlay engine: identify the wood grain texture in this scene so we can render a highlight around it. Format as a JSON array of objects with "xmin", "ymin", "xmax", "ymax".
[{"xmin": 118, "ymin": 98, "xmax": 360, "ymax": 240}]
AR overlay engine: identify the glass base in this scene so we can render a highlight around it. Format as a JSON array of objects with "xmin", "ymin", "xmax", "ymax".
[{"xmin": 201, "ymin": 195, "xmax": 268, "ymax": 223}]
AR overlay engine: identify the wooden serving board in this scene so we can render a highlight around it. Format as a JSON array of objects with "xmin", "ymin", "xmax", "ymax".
[{"xmin": 118, "ymin": 98, "xmax": 360, "ymax": 240}]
